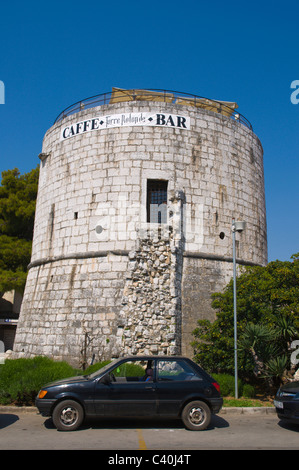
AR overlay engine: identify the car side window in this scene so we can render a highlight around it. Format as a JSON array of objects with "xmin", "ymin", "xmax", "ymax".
[
  {"xmin": 110, "ymin": 360, "xmax": 153, "ymax": 382},
  {"xmin": 157, "ymin": 359, "xmax": 201, "ymax": 381}
]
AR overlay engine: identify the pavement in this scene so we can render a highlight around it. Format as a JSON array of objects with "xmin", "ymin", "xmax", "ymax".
[{"xmin": 3, "ymin": 405, "xmax": 290, "ymax": 450}]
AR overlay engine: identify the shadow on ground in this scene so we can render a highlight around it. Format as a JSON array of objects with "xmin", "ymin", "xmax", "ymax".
[
  {"xmin": 0, "ymin": 413, "xmax": 19, "ymax": 429},
  {"xmin": 43, "ymin": 414, "xmax": 229, "ymax": 432}
]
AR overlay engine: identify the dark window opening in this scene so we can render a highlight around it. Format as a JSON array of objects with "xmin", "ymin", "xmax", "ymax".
[{"xmin": 147, "ymin": 180, "xmax": 168, "ymax": 224}]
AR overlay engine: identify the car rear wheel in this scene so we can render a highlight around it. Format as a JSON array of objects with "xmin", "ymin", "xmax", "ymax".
[
  {"xmin": 181, "ymin": 400, "xmax": 211, "ymax": 431},
  {"xmin": 52, "ymin": 400, "xmax": 84, "ymax": 431}
]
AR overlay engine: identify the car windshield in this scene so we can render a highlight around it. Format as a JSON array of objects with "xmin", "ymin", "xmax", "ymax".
[{"xmin": 85, "ymin": 359, "xmax": 120, "ymax": 379}]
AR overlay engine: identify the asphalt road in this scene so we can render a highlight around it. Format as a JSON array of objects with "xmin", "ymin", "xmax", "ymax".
[{"xmin": 0, "ymin": 407, "xmax": 298, "ymax": 451}]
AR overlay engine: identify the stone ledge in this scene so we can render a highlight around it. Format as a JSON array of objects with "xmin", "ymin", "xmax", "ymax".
[{"xmin": 28, "ymin": 249, "xmax": 264, "ymax": 271}]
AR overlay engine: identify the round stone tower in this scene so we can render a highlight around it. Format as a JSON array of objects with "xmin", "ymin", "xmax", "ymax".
[{"xmin": 13, "ymin": 88, "xmax": 267, "ymax": 366}]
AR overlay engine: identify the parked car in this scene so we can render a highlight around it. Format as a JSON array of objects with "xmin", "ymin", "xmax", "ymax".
[
  {"xmin": 36, "ymin": 355, "xmax": 222, "ymax": 431},
  {"xmin": 274, "ymin": 381, "xmax": 299, "ymax": 424}
]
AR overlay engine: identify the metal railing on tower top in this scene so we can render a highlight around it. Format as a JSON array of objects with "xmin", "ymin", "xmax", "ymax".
[{"xmin": 54, "ymin": 87, "xmax": 253, "ymax": 131}]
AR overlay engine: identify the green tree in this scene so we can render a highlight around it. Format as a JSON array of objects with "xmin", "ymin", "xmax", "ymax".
[
  {"xmin": 0, "ymin": 167, "xmax": 39, "ymax": 239},
  {"xmin": 192, "ymin": 253, "xmax": 299, "ymax": 382},
  {"xmin": 0, "ymin": 166, "xmax": 39, "ymax": 292}
]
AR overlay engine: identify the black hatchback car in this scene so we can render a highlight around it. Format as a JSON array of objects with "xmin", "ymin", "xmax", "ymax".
[
  {"xmin": 274, "ymin": 381, "xmax": 299, "ymax": 424},
  {"xmin": 36, "ymin": 356, "xmax": 222, "ymax": 431}
]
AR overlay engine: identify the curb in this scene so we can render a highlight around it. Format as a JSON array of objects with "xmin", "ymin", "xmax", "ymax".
[
  {"xmin": 0, "ymin": 406, "xmax": 276, "ymax": 415},
  {"xmin": 0, "ymin": 406, "xmax": 38, "ymax": 413},
  {"xmin": 220, "ymin": 407, "xmax": 275, "ymax": 415}
]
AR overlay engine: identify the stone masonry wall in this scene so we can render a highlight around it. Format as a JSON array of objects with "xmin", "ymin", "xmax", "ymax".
[
  {"xmin": 13, "ymin": 254, "xmax": 128, "ymax": 367},
  {"xmin": 120, "ymin": 225, "xmax": 183, "ymax": 356}
]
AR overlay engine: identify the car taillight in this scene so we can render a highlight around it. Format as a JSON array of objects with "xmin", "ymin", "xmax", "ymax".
[{"xmin": 212, "ymin": 382, "xmax": 220, "ymax": 393}]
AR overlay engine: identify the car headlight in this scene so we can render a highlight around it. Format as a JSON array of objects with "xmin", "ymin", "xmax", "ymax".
[{"xmin": 38, "ymin": 390, "xmax": 48, "ymax": 399}]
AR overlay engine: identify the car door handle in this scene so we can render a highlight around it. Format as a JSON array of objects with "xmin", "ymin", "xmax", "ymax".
[{"xmin": 145, "ymin": 386, "xmax": 155, "ymax": 390}]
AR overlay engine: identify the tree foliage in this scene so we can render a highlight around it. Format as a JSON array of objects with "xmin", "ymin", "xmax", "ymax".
[
  {"xmin": 192, "ymin": 254, "xmax": 299, "ymax": 383},
  {"xmin": 0, "ymin": 167, "xmax": 39, "ymax": 292}
]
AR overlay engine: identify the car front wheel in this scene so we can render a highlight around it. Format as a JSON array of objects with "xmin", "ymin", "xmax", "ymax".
[
  {"xmin": 52, "ymin": 399, "xmax": 84, "ymax": 431},
  {"xmin": 181, "ymin": 400, "xmax": 211, "ymax": 431}
]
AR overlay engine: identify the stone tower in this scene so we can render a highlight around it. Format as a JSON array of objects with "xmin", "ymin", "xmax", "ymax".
[{"xmin": 13, "ymin": 88, "xmax": 267, "ymax": 367}]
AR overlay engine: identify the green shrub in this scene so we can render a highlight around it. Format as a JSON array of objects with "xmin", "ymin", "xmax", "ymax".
[
  {"xmin": 83, "ymin": 360, "xmax": 111, "ymax": 375},
  {"xmin": 112, "ymin": 362, "xmax": 145, "ymax": 378},
  {"xmin": 213, "ymin": 373, "xmax": 237, "ymax": 396},
  {"xmin": 83, "ymin": 361, "xmax": 145, "ymax": 378},
  {"xmin": 242, "ymin": 383, "xmax": 255, "ymax": 398},
  {"xmin": 213, "ymin": 373, "xmax": 255, "ymax": 398},
  {"xmin": 0, "ymin": 356, "xmax": 78, "ymax": 405}
]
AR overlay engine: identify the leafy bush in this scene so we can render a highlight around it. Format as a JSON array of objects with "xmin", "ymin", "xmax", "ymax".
[
  {"xmin": 0, "ymin": 356, "xmax": 78, "ymax": 405},
  {"xmin": 213, "ymin": 373, "xmax": 255, "ymax": 398},
  {"xmin": 213, "ymin": 373, "xmax": 240, "ymax": 396},
  {"xmin": 112, "ymin": 362, "xmax": 145, "ymax": 378},
  {"xmin": 242, "ymin": 383, "xmax": 255, "ymax": 398},
  {"xmin": 83, "ymin": 360, "xmax": 111, "ymax": 375},
  {"xmin": 192, "ymin": 254, "xmax": 299, "ymax": 385}
]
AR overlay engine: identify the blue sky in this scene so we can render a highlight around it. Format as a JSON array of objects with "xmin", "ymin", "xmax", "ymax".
[{"xmin": 0, "ymin": 0, "xmax": 298, "ymax": 262}]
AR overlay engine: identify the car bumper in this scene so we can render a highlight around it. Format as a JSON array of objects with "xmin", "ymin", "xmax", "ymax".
[
  {"xmin": 274, "ymin": 400, "xmax": 299, "ymax": 423},
  {"xmin": 210, "ymin": 397, "xmax": 223, "ymax": 414},
  {"xmin": 35, "ymin": 398, "xmax": 56, "ymax": 417}
]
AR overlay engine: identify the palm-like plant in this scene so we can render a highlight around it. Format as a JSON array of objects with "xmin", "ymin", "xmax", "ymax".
[
  {"xmin": 263, "ymin": 355, "xmax": 288, "ymax": 386},
  {"xmin": 238, "ymin": 314, "xmax": 298, "ymax": 384},
  {"xmin": 238, "ymin": 323, "xmax": 277, "ymax": 377}
]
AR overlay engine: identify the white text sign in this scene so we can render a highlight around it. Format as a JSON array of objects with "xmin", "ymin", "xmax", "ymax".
[{"xmin": 60, "ymin": 112, "xmax": 190, "ymax": 140}]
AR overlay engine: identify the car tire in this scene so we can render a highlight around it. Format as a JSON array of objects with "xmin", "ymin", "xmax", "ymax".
[
  {"xmin": 52, "ymin": 399, "xmax": 84, "ymax": 431},
  {"xmin": 181, "ymin": 400, "xmax": 211, "ymax": 431}
]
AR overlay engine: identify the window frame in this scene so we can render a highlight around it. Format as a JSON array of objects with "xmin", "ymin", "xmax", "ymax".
[{"xmin": 146, "ymin": 179, "xmax": 168, "ymax": 224}]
